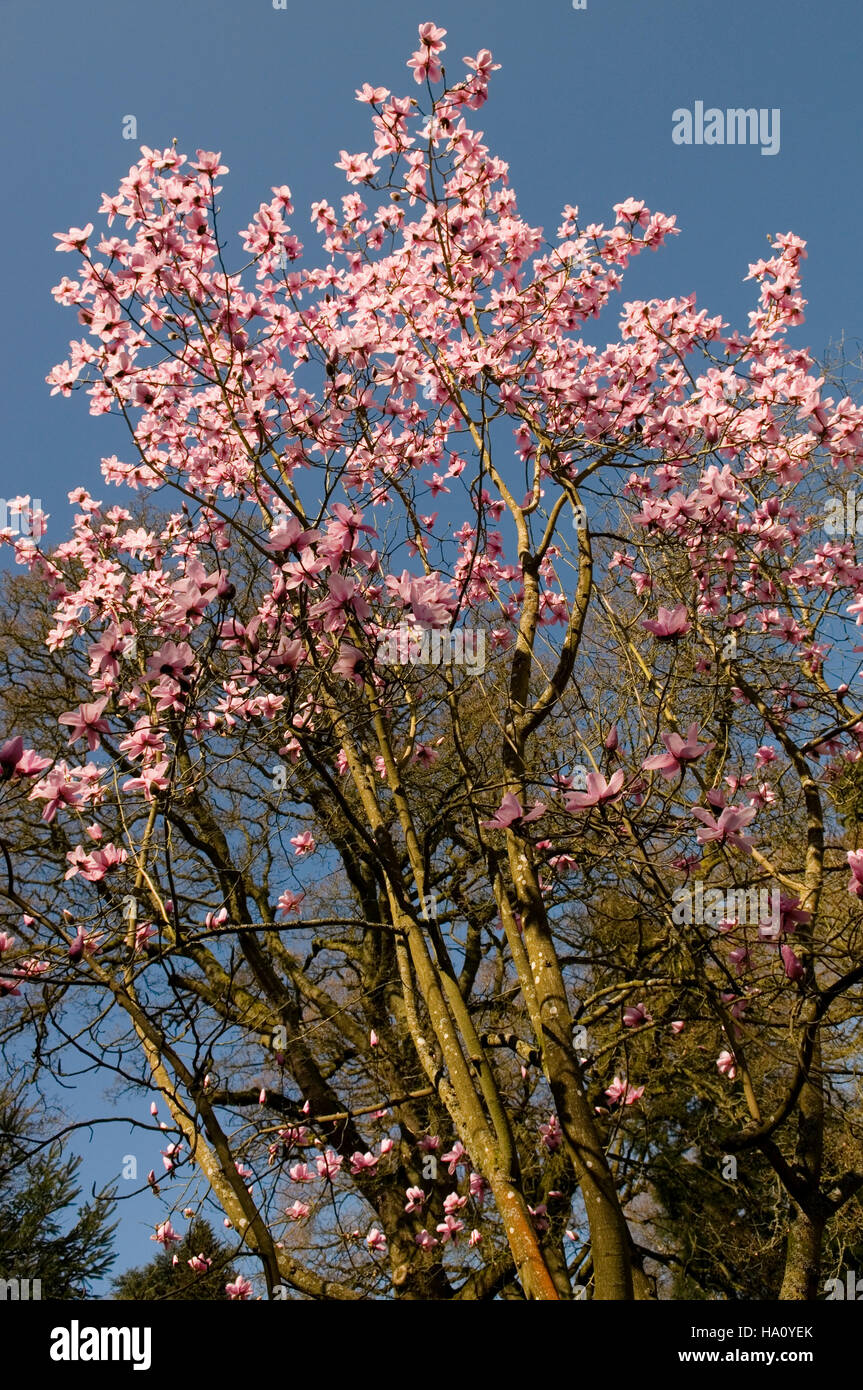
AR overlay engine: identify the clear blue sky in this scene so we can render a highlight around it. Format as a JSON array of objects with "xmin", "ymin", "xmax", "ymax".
[{"xmin": 1, "ymin": 0, "xmax": 861, "ymax": 1292}]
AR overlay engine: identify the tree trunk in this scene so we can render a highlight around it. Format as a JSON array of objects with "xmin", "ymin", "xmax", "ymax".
[{"xmin": 780, "ymin": 1206, "xmax": 825, "ymax": 1300}]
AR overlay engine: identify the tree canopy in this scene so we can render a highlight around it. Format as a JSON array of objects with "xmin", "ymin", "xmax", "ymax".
[{"xmin": 1, "ymin": 21, "xmax": 863, "ymax": 1300}]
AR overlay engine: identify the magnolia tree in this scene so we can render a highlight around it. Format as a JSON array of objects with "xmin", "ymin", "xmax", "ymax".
[{"xmin": 3, "ymin": 22, "xmax": 863, "ymax": 1301}]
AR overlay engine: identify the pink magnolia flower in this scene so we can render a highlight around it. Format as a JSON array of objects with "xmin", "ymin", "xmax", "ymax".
[
  {"xmin": 276, "ymin": 889, "xmax": 304, "ymax": 917},
  {"xmin": 334, "ymin": 150, "xmax": 378, "ymax": 185},
  {"xmin": 436, "ymin": 1215, "xmax": 465, "ymax": 1244},
  {"xmin": 289, "ymin": 831, "xmax": 316, "ymax": 856},
  {"xmin": 418, "ymin": 20, "xmax": 446, "ymax": 48},
  {"xmin": 310, "ymin": 575, "xmax": 370, "ymax": 631},
  {"xmin": 12, "ymin": 959, "xmax": 49, "ymax": 982},
  {"xmin": 289, "ymin": 1162, "xmax": 313, "ymax": 1182},
  {"xmin": 366, "ymin": 1227, "xmax": 387, "ymax": 1253},
  {"xmin": 161, "ymin": 1142, "xmax": 182, "ymax": 1173},
  {"xmin": 350, "ymin": 1150, "xmax": 379, "ymax": 1176},
  {"xmin": 441, "ymin": 1141, "xmax": 467, "ymax": 1174},
  {"xmin": 315, "ymin": 1149, "xmax": 343, "ymax": 1179},
  {"xmin": 565, "ymin": 769, "xmax": 624, "ymax": 811},
  {"xmin": 614, "ymin": 197, "xmax": 650, "ymax": 227},
  {"xmin": 642, "ymin": 723, "xmax": 715, "ymax": 780},
  {"xmin": 187, "ymin": 1254, "xmax": 211, "ymax": 1274},
  {"xmin": 58, "ymin": 698, "xmax": 110, "ymax": 752},
  {"xmin": 528, "ymin": 1203, "xmax": 549, "ymax": 1234},
  {"xmin": 286, "ymin": 1201, "xmax": 310, "ymax": 1221},
  {"xmin": 226, "ymin": 1275, "xmax": 253, "ymax": 1300},
  {"xmin": 407, "ymin": 22, "xmax": 447, "ymax": 83},
  {"xmin": 68, "ymin": 928, "xmax": 101, "ymax": 961},
  {"xmin": 192, "ymin": 149, "xmax": 229, "ymax": 177},
  {"xmin": 539, "ymin": 1115, "xmax": 562, "ymax": 1151},
  {"xmin": 480, "ymin": 792, "xmax": 546, "ymax": 830},
  {"xmin": 146, "ymin": 641, "xmax": 194, "ymax": 685},
  {"xmin": 623, "ymin": 1002, "xmax": 652, "ymax": 1028},
  {"xmin": 604, "ymin": 1075, "xmax": 645, "ymax": 1107},
  {"xmin": 691, "ymin": 803, "xmax": 757, "ymax": 851},
  {"xmin": 414, "ymin": 1230, "xmax": 438, "ymax": 1249},
  {"xmin": 356, "ymin": 83, "xmax": 390, "ymax": 104},
  {"xmin": 642, "ymin": 605, "xmax": 691, "ymax": 640},
  {"xmin": 324, "ymin": 502, "xmax": 377, "ymax": 561},
  {"xmin": 53, "ymin": 223, "xmax": 94, "ymax": 253},
  {"xmin": 12, "ymin": 748, "xmax": 51, "ymax": 778},
  {"xmin": 848, "ymin": 850, "xmax": 863, "ymax": 899},
  {"xmin": 385, "ymin": 570, "xmax": 455, "ymax": 627},
  {"xmin": 760, "ymin": 895, "xmax": 810, "ymax": 941},
  {"xmin": 670, "ymin": 1020, "xmax": 685, "ymax": 1035},
  {"xmin": 135, "ymin": 922, "xmax": 157, "ymax": 952},
  {"xmin": 468, "ymin": 1172, "xmax": 487, "ymax": 1202},
  {"xmin": 333, "ymin": 643, "xmax": 367, "ymax": 686},
  {"xmin": 404, "ymin": 1186, "xmax": 426, "ymax": 1214},
  {"xmin": 121, "ymin": 759, "xmax": 170, "ymax": 800},
  {"xmin": 717, "ymin": 1050, "xmax": 737, "ymax": 1079},
  {"xmin": 279, "ymin": 1124, "xmax": 309, "ymax": 1146},
  {"xmin": 0, "ymin": 737, "xmax": 24, "ymax": 778},
  {"xmin": 65, "ymin": 842, "xmax": 128, "ymax": 882},
  {"xmin": 443, "ymin": 1191, "xmax": 468, "ymax": 1215},
  {"xmin": 266, "ymin": 515, "xmax": 319, "ymax": 555},
  {"xmin": 151, "ymin": 1221, "xmax": 180, "ymax": 1247},
  {"xmin": 722, "ymin": 993, "xmax": 749, "ymax": 1023},
  {"xmin": 780, "ymin": 944, "xmax": 805, "ymax": 981},
  {"xmin": 468, "ymin": 1229, "xmax": 482, "ymax": 1248}
]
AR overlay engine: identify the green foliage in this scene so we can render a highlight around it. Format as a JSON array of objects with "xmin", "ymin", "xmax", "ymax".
[
  {"xmin": 0, "ymin": 1084, "xmax": 117, "ymax": 1298},
  {"xmin": 831, "ymin": 758, "xmax": 863, "ymax": 835},
  {"xmin": 112, "ymin": 1219, "xmax": 239, "ymax": 1301}
]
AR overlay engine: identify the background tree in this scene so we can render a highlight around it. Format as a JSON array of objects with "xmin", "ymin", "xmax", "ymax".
[
  {"xmin": 113, "ymin": 1219, "xmax": 238, "ymax": 1300},
  {"xmin": 0, "ymin": 1080, "xmax": 117, "ymax": 1298}
]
